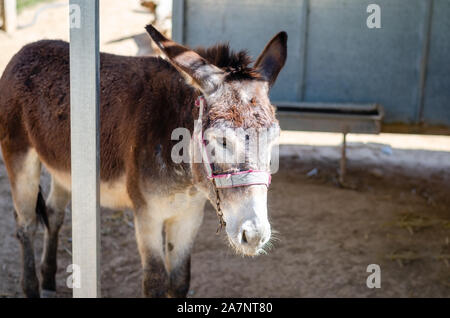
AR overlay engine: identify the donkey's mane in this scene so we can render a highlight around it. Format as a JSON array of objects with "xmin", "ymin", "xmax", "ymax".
[{"xmin": 194, "ymin": 44, "xmax": 262, "ymax": 81}]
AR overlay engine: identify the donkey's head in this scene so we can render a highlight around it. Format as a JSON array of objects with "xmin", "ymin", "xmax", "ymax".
[{"xmin": 146, "ymin": 25, "xmax": 287, "ymax": 256}]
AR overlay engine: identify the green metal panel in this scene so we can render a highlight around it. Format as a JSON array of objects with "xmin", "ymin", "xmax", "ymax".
[{"xmin": 174, "ymin": 0, "xmax": 450, "ymax": 128}]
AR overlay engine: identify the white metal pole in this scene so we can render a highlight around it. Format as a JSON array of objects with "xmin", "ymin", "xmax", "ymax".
[
  {"xmin": 1, "ymin": 0, "xmax": 17, "ymax": 33},
  {"xmin": 69, "ymin": 0, "xmax": 101, "ymax": 298}
]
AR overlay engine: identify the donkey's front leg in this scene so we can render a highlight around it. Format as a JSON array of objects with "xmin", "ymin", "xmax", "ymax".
[
  {"xmin": 134, "ymin": 211, "xmax": 169, "ymax": 297},
  {"xmin": 40, "ymin": 178, "xmax": 70, "ymax": 297},
  {"xmin": 165, "ymin": 201, "xmax": 205, "ymax": 298}
]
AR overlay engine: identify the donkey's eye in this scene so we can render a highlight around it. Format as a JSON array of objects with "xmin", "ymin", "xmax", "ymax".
[{"xmin": 221, "ymin": 138, "xmax": 227, "ymax": 148}]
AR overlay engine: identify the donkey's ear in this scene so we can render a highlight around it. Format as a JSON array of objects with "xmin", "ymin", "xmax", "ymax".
[
  {"xmin": 254, "ymin": 31, "xmax": 288, "ymax": 87},
  {"xmin": 145, "ymin": 24, "xmax": 224, "ymax": 93}
]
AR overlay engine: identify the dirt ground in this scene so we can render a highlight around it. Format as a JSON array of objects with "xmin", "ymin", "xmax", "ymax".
[{"xmin": 0, "ymin": 142, "xmax": 449, "ymax": 298}]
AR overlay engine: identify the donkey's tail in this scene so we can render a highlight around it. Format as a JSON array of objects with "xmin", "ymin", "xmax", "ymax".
[{"xmin": 36, "ymin": 186, "xmax": 49, "ymax": 229}]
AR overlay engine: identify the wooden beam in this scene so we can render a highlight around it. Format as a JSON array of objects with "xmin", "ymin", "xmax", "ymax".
[
  {"xmin": 1, "ymin": 0, "xmax": 17, "ymax": 33},
  {"xmin": 69, "ymin": 0, "xmax": 101, "ymax": 298}
]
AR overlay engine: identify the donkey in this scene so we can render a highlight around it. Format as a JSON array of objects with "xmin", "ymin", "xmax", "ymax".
[{"xmin": 0, "ymin": 25, "xmax": 287, "ymax": 297}]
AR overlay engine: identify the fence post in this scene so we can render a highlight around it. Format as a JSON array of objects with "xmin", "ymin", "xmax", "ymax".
[
  {"xmin": 69, "ymin": 0, "xmax": 101, "ymax": 298},
  {"xmin": 1, "ymin": 0, "xmax": 17, "ymax": 32}
]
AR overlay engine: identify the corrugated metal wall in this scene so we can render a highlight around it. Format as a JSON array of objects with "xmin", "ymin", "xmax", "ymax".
[{"xmin": 173, "ymin": 0, "xmax": 450, "ymax": 127}]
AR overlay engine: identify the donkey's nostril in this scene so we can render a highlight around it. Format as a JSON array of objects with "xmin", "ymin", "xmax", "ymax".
[{"xmin": 242, "ymin": 230, "xmax": 248, "ymax": 244}]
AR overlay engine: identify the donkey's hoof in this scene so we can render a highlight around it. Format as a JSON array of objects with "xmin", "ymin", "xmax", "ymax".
[{"xmin": 41, "ymin": 289, "xmax": 57, "ymax": 298}]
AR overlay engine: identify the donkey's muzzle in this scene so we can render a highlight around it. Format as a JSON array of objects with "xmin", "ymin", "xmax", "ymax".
[{"xmin": 239, "ymin": 220, "xmax": 270, "ymax": 251}]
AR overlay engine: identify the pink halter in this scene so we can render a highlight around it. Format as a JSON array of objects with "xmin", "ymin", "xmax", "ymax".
[{"xmin": 194, "ymin": 96, "xmax": 271, "ymax": 189}]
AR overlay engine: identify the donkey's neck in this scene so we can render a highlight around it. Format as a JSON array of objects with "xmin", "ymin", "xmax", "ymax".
[{"xmin": 135, "ymin": 56, "xmax": 201, "ymax": 187}]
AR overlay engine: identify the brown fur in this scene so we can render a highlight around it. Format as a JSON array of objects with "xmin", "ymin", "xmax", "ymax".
[
  {"xmin": 0, "ymin": 40, "xmax": 277, "ymax": 187},
  {"xmin": 1, "ymin": 39, "xmax": 194, "ymax": 183},
  {"xmin": 142, "ymin": 256, "xmax": 169, "ymax": 298},
  {"xmin": 206, "ymin": 84, "xmax": 277, "ymax": 129},
  {"xmin": 196, "ymin": 44, "xmax": 263, "ymax": 81}
]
